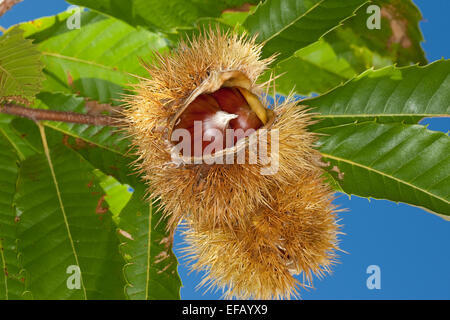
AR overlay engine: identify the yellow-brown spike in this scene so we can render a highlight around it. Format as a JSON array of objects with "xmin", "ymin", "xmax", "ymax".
[{"xmin": 183, "ymin": 168, "xmax": 341, "ymax": 300}]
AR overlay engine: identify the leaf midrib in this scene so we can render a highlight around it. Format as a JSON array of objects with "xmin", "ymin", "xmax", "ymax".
[
  {"xmin": 43, "ymin": 123, "xmax": 127, "ymax": 155},
  {"xmin": 321, "ymin": 152, "xmax": 450, "ymax": 206},
  {"xmin": 38, "ymin": 124, "xmax": 88, "ymax": 299},
  {"xmin": 0, "ymin": 238, "xmax": 8, "ymax": 300},
  {"xmin": 42, "ymin": 51, "xmax": 130, "ymax": 76},
  {"xmin": 262, "ymin": 0, "xmax": 325, "ymax": 44}
]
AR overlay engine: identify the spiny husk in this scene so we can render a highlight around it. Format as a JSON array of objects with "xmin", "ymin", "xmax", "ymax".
[
  {"xmin": 124, "ymin": 28, "xmax": 342, "ymax": 299},
  {"xmin": 183, "ymin": 169, "xmax": 341, "ymax": 300},
  {"xmin": 124, "ymin": 29, "xmax": 320, "ymax": 231}
]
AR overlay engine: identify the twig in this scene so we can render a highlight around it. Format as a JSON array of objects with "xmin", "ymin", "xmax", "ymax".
[
  {"xmin": 1, "ymin": 103, "xmax": 118, "ymax": 126},
  {"xmin": 0, "ymin": 0, "xmax": 22, "ymax": 18}
]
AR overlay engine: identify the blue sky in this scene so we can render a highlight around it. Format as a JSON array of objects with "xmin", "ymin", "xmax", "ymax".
[{"xmin": 1, "ymin": 0, "xmax": 449, "ymax": 300}]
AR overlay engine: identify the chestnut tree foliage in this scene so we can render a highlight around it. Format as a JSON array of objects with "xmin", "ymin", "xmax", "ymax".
[{"xmin": 0, "ymin": 0, "xmax": 448, "ymax": 299}]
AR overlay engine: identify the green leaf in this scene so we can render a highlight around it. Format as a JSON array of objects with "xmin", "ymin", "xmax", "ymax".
[
  {"xmin": 34, "ymin": 92, "xmax": 129, "ymax": 154},
  {"xmin": 333, "ymin": 0, "xmax": 427, "ymax": 67},
  {"xmin": 322, "ymin": 27, "xmax": 394, "ymax": 74},
  {"xmin": 316, "ymin": 0, "xmax": 426, "ymax": 77},
  {"xmin": 21, "ymin": 11, "xmax": 168, "ymax": 104},
  {"xmin": 0, "ymin": 27, "xmax": 44, "ymax": 103},
  {"xmin": 4, "ymin": 119, "xmax": 131, "ymax": 217},
  {"xmin": 19, "ymin": 11, "xmax": 74, "ymax": 43},
  {"xmin": 165, "ymin": 17, "xmax": 239, "ymax": 44},
  {"xmin": 15, "ymin": 126, "xmax": 126, "ymax": 299},
  {"xmin": 265, "ymin": 0, "xmax": 427, "ymax": 95},
  {"xmin": 307, "ymin": 60, "xmax": 450, "ymax": 130},
  {"xmin": 66, "ymin": 0, "xmax": 259, "ymax": 32},
  {"xmin": 1, "ymin": 115, "xmax": 181, "ymax": 299},
  {"xmin": 244, "ymin": 0, "xmax": 367, "ymax": 61},
  {"xmin": 317, "ymin": 122, "xmax": 450, "ymax": 218},
  {"xmin": 264, "ymin": 38, "xmax": 357, "ymax": 95},
  {"xmin": 3, "ymin": 118, "xmax": 54, "ymax": 155},
  {"xmin": 0, "ymin": 113, "xmax": 14, "ymax": 124},
  {"xmin": 119, "ymin": 189, "xmax": 181, "ymax": 300},
  {"xmin": 0, "ymin": 122, "xmax": 40, "ymax": 160},
  {"xmin": 0, "ymin": 137, "xmax": 26, "ymax": 299},
  {"xmin": 166, "ymin": 5, "xmax": 257, "ymax": 43},
  {"xmin": 93, "ymin": 169, "xmax": 133, "ymax": 220},
  {"xmin": 221, "ymin": 7, "xmax": 256, "ymax": 26},
  {"xmin": 73, "ymin": 147, "xmax": 182, "ymax": 299}
]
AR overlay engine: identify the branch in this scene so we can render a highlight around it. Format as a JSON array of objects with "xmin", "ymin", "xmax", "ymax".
[
  {"xmin": 0, "ymin": 0, "xmax": 22, "ymax": 18},
  {"xmin": 1, "ymin": 103, "xmax": 119, "ymax": 126}
]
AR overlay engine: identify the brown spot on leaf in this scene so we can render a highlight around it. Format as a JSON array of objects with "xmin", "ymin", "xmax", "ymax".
[
  {"xmin": 62, "ymin": 134, "xmax": 95, "ymax": 150},
  {"xmin": 118, "ymin": 229, "xmax": 134, "ymax": 240},
  {"xmin": 74, "ymin": 138, "xmax": 88, "ymax": 149},
  {"xmin": 381, "ymin": 5, "xmax": 412, "ymax": 49},
  {"xmin": 95, "ymin": 195, "xmax": 108, "ymax": 215},
  {"xmin": 67, "ymin": 71, "xmax": 74, "ymax": 87},
  {"xmin": 14, "ymin": 216, "xmax": 20, "ymax": 223},
  {"xmin": 62, "ymin": 135, "xmax": 71, "ymax": 149}
]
